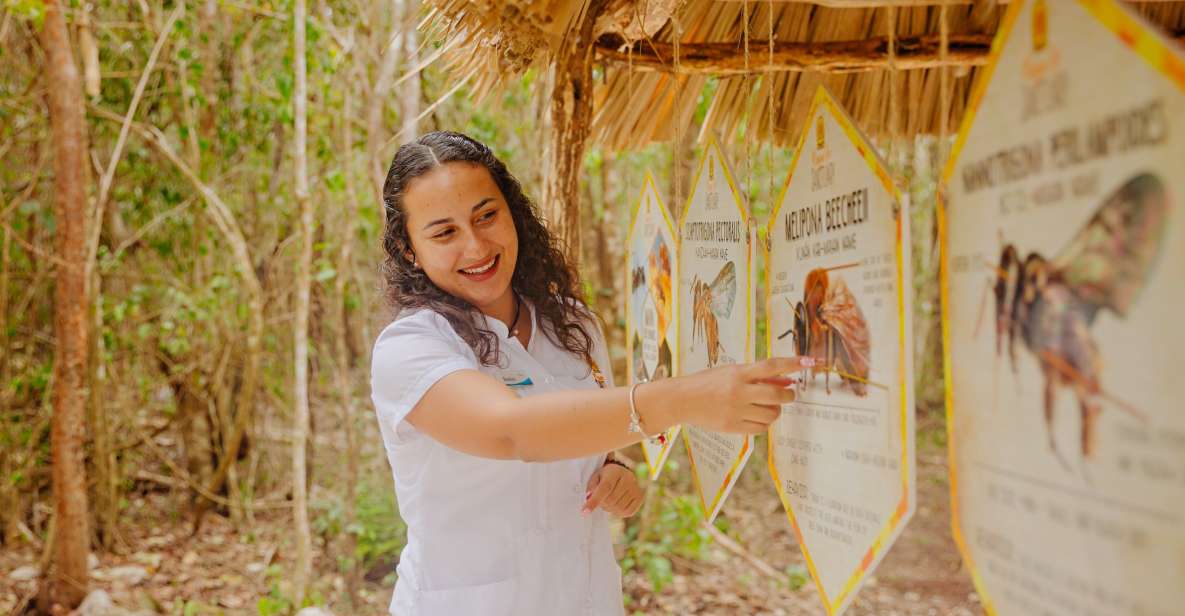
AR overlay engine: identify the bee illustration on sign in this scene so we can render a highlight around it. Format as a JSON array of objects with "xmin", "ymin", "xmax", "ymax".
[
  {"xmin": 1032, "ymin": 0, "xmax": 1048, "ymax": 52},
  {"xmin": 985, "ymin": 173, "xmax": 1167, "ymax": 465},
  {"xmin": 690, "ymin": 261, "xmax": 737, "ymax": 367},
  {"xmin": 778, "ymin": 264, "xmax": 877, "ymax": 396}
]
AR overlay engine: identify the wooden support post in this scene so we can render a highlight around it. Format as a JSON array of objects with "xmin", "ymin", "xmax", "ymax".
[{"xmin": 544, "ymin": 0, "xmax": 609, "ymax": 261}]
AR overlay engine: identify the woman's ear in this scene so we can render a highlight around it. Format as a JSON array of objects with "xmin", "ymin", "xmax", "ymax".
[{"xmin": 404, "ymin": 250, "xmax": 419, "ymax": 269}]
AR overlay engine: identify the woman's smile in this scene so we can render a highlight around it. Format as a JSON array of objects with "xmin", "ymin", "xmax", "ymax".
[{"xmin": 458, "ymin": 254, "xmax": 500, "ymax": 282}]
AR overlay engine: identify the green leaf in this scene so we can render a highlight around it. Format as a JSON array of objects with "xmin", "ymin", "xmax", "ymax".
[
  {"xmin": 314, "ymin": 267, "xmax": 336, "ymax": 282},
  {"xmin": 5, "ymin": 0, "xmax": 45, "ymax": 25},
  {"xmin": 786, "ymin": 564, "xmax": 810, "ymax": 591},
  {"xmin": 644, "ymin": 555, "xmax": 673, "ymax": 592},
  {"xmin": 257, "ymin": 595, "xmax": 289, "ymax": 616},
  {"xmin": 324, "ymin": 169, "xmax": 346, "ymax": 193},
  {"xmin": 275, "ymin": 72, "xmax": 293, "ymax": 99}
]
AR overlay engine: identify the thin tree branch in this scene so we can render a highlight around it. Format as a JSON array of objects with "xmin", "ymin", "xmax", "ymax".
[
  {"xmin": 703, "ymin": 522, "xmax": 783, "ymax": 580},
  {"xmin": 107, "ymin": 194, "xmax": 196, "ymax": 263},
  {"xmin": 86, "ymin": 5, "xmax": 183, "ymax": 279}
]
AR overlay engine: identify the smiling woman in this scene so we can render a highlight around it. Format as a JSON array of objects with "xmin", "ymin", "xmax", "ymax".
[
  {"xmin": 371, "ymin": 131, "xmax": 807, "ymax": 616},
  {"xmin": 381, "ymin": 132, "xmax": 591, "ymax": 364}
]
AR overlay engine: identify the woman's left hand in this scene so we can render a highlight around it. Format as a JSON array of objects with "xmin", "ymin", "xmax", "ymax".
[{"xmin": 582, "ymin": 462, "xmax": 643, "ymax": 518}]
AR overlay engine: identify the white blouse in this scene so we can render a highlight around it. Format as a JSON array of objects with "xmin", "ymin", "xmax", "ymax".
[{"xmin": 370, "ymin": 302, "xmax": 625, "ymax": 616}]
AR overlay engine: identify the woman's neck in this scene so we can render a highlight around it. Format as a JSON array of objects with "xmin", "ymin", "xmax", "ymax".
[{"xmin": 478, "ymin": 288, "xmax": 517, "ymax": 333}]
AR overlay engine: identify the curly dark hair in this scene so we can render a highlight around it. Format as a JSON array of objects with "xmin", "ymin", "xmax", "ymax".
[{"xmin": 381, "ymin": 131, "xmax": 594, "ymax": 366}]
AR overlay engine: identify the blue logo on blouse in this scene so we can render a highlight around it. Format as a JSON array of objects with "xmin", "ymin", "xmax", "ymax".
[
  {"xmin": 506, "ymin": 377, "xmax": 534, "ymax": 389},
  {"xmin": 500, "ymin": 370, "xmax": 534, "ymax": 389}
]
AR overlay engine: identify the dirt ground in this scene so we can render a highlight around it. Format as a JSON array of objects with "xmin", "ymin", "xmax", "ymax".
[
  {"xmin": 622, "ymin": 416, "xmax": 981, "ymax": 615},
  {"xmin": 1, "ymin": 415, "xmax": 980, "ymax": 615}
]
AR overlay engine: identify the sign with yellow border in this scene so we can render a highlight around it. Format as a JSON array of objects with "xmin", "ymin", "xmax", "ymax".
[
  {"xmin": 941, "ymin": 2, "xmax": 1185, "ymax": 614},
  {"xmin": 677, "ymin": 138, "xmax": 755, "ymax": 522},
  {"xmin": 765, "ymin": 85, "xmax": 916, "ymax": 616},
  {"xmin": 626, "ymin": 173, "xmax": 681, "ymax": 480}
]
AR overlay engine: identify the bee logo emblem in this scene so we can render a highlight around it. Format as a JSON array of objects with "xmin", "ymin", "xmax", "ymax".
[{"xmin": 1032, "ymin": 0, "xmax": 1049, "ymax": 52}]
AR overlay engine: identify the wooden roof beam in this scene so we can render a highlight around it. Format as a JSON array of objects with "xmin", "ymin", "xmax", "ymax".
[
  {"xmin": 596, "ymin": 34, "xmax": 993, "ymax": 75},
  {"xmin": 713, "ymin": 0, "xmax": 1180, "ymax": 5},
  {"xmin": 713, "ymin": 0, "xmax": 983, "ymax": 5}
]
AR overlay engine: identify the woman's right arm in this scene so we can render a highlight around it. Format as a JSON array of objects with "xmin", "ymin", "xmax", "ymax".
[{"xmin": 404, "ymin": 357, "xmax": 807, "ymax": 463}]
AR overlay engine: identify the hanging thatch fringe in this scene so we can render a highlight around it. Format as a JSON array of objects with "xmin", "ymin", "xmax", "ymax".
[{"xmin": 426, "ymin": 0, "xmax": 1185, "ymax": 149}]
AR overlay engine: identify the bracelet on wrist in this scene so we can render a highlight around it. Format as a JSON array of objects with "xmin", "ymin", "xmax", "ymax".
[{"xmin": 627, "ymin": 382, "xmax": 668, "ymax": 446}]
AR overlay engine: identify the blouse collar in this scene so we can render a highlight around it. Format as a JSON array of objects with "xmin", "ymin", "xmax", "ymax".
[{"xmin": 476, "ymin": 297, "xmax": 537, "ymax": 343}]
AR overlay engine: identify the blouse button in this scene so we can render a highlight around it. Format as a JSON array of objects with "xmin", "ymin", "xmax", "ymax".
[{"xmin": 544, "ymin": 376, "xmax": 555, "ymax": 384}]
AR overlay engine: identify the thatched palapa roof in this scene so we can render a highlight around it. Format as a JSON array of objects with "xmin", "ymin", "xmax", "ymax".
[{"xmin": 424, "ymin": 0, "xmax": 1185, "ymax": 150}]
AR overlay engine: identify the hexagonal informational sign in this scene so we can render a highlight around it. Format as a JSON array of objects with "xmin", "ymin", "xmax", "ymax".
[
  {"xmin": 941, "ymin": 1, "xmax": 1185, "ymax": 614},
  {"xmin": 626, "ymin": 173, "xmax": 680, "ymax": 480},
  {"xmin": 766, "ymin": 86, "xmax": 915, "ymax": 616},
  {"xmin": 677, "ymin": 138, "xmax": 754, "ymax": 523}
]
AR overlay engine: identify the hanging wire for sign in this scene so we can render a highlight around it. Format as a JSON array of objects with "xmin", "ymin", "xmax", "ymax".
[
  {"xmin": 936, "ymin": 0, "xmax": 950, "ymax": 259},
  {"xmin": 673, "ymin": 11, "xmax": 683, "ymax": 217},
  {"xmin": 742, "ymin": 0, "xmax": 752, "ymax": 214},
  {"xmin": 627, "ymin": 16, "xmax": 634, "ymax": 210},
  {"xmin": 939, "ymin": 0, "xmax": 950, "ymax": 160},
  {"xmin": 767, "ymin": 0, "xmax": 775, "ymax": 226},
  {"xmin": 887, "ymin": 5, "xmax": 900, "ymax": 181}
]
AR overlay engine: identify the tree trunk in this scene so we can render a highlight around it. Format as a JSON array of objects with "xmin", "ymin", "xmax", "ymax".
[
  {"xmin": 175, "ymin": 376, "xmax": 214, "ymax": 509},
  {"xmin": 291, "ymin": 0, "xmax": 314, "ymax": 602},
  {"xmin": 399, "ymin": 0, "xmax": 421, "ymax": 141},
  {"xmin": 595, "ymin": 151, "xmax": 620, "ymax": 349},
  {"xmin": 580, "ymin": 156, "xmax": 597, "ymax": 286},
  {"xmin": 38, "ymin": 0, "xmax": 92, "ymax": 610},
  {"xmin": 337, "ymin": 84, "xmax": 363, "ymax": 607},
  {"xmin": 87, "ymin": 300, "xmax": 117, "ymax": 549},
  {"xmin": 366, "ymin": 0, "xmax": 403, "ymax": 211},
  {"xmin": 199, "ymin": 0, "xmax": 219, "ymax": 161},
  {"xmin": 543, "ymin": 0, "xmax": 608, "ymax": 262},
  {"xmin": 1, "ymin": 162, "xmax": 11, "ymax": 547}
]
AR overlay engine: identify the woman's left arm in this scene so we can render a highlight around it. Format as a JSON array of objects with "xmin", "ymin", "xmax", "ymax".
[{"xmin": 582, "ymin": 459, "xmax": 643, "ymax": 517}]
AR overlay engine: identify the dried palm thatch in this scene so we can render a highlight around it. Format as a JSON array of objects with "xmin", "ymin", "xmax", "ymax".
[
  {"xmin": 422, "ymin": 0, "xmax": 678, "ymax": 98},
  {"xmin": 424, "ymin": 0, "xmax": 1185, "ymax": 149}
]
